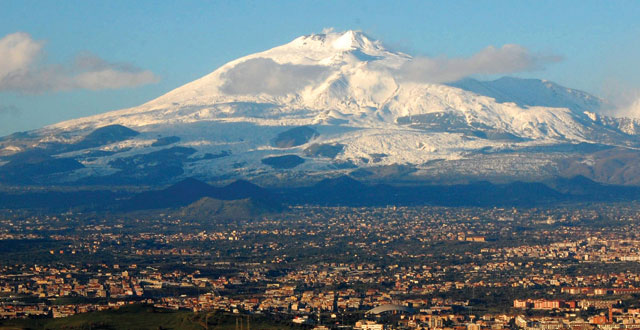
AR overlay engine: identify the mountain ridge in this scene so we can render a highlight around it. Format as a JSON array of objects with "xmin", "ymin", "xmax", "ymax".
[{"xmin": 3, "ymin": 175, "xmax": 639, "ymax": 211}]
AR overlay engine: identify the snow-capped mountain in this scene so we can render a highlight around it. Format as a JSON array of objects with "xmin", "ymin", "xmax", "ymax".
[{"xmin": 3, "ymin": 30, "xmax": 640, "ymax": 186}]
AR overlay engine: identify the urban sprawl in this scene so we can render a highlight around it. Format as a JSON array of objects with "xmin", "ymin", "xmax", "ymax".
[{"xmin": 3, "ymin": 204, "xmax": 640, "ymax": 329}]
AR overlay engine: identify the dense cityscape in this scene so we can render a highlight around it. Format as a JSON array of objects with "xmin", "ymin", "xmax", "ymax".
[{"xmin": 3, "ymin": 203, "xmax": 640, "ymax": 328}]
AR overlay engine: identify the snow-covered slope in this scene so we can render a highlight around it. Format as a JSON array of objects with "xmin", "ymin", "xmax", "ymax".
[
  {"xmin": 2, "ymin": 30, "xmax": 640, "ymax": 186},
  {"xmin": 448, "ymin": 77, "xmax": 607, "ymax": 113}
]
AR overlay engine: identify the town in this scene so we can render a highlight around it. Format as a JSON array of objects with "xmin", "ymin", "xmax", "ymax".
[{"xmin": 3, "ymin": 203, "xmax": 640, "ymax": 329}]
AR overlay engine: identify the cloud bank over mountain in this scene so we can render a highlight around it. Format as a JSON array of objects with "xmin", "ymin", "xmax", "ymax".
[
  {"xmin": 220, "ymin": 58, "xmax": 328, "ymax": 95},
  {"xmin": 617, "ymin": 97, "xmax": 640, "ymax": 118},
  {"xmin": 397, "ymin": 44, "xmax": 562, "ymax": 84}
]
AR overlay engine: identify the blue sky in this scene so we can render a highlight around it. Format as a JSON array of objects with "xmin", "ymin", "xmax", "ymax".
[{"xmin": 1, "ymin": 0, "xmax": 639, "ymax": 136}]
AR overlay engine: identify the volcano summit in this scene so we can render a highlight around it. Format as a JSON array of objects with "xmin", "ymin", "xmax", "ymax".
[{"xmin": 2, "ymin": 30, "xmax": 640, "ymax": 186}]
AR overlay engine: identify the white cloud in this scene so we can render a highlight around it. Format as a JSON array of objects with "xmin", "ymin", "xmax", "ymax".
[
  {"xmin": 613, "ymin": 95, "xmax": 640, "ymax": 118},
  {"xmin": 396, "ymin": 44, "xmax": 563, "ymax": 84},
  {"xmin": 0, "ymin": 32, "xmax": 43, "ymax": 79},
  {"xmin": 626, "ymin": 98, "xmax": 640, "ymax": 115},
  {"xmin": 0, "ymin": 32, "xmax": 159, "ymax": 93},
  {"xmin": 220, "ymin": 58, "xmax": 328, "ymax": 95},
  {"xmin": 597, "ymin": 82, "xmax": 640, "ymax": 118}
]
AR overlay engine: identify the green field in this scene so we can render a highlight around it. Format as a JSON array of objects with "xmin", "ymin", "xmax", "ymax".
[{"xmin": 0, "ymin": 305, "xmax": 307, "ymax": 330}]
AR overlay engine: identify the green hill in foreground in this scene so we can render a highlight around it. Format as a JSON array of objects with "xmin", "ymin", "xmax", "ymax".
[
  {"xmin": 176, "ymin": 196, "xmax": 281, "ymax": 222},
  {"xmin": 0, "ymin": 304, "xmax": 305, "ymax": 330}
]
